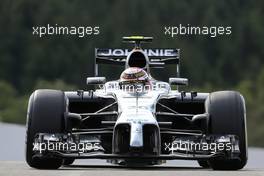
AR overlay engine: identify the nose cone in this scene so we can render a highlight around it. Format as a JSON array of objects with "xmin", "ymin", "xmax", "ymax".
[
  {"xmin": 113, "ymin": 110, "xmax": 160, "ymax": 154},
  {"xmin": 130, "ymin": 122, "xmax": 143, "ymax": 148}
]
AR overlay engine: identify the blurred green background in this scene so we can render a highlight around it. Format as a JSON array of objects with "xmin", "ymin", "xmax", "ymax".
[{"xmin": 0, "ymin": 0, "xmax": 263, "ymax": 146}]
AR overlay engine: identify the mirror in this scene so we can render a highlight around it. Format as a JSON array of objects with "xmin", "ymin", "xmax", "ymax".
[
  {"xmin": 86, "ymin": 77, "xmax": 106, "ymax": 85},
  {"xmin": 169, "ymin": 78, "xmax": 188, "ymax": 86}
]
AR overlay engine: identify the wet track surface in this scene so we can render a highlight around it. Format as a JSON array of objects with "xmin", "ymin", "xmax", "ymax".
[{"xmin": 0, "ymin": 122, "xmax": 264, "ymax": 176}]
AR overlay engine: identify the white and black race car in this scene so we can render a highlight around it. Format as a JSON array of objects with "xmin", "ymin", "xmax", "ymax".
[{"xmin": 25, "ymin": 36, "xmax": 247, "ymax": 170}]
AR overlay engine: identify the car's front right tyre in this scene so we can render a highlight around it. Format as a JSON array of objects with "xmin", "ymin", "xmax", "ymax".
[{"xmin": 25, "ymin": 89, "xmax": 67, "ymax": 169}]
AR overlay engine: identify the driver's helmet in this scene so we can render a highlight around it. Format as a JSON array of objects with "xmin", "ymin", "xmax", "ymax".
[
  {"xmin": 120, "ymin": 67, "xmax": 149, "ymax": 84},
  {"xmin": 119, "ymin": 67, "xmax": 151, "ymax": 92}
]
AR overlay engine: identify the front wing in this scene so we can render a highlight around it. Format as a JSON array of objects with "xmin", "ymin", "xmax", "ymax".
[{"xmin": 32, "ymin": 130, "xmax": 241, "ymax": 161}]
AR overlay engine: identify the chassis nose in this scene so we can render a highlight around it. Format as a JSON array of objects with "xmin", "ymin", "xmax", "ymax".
[{"xmin": 130, "ymin": 122, "xmax": 143, "ymax": 148}]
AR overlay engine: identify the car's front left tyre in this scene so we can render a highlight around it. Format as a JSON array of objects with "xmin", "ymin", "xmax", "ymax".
[{"xmin": 206, "ymin": 91, "xmax": 247, "ymax": 170}]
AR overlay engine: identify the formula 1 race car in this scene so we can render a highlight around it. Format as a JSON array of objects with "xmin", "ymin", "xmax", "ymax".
[{"xmin": 25, "ymin": 36, "xmax": 247, "ymax": 170}]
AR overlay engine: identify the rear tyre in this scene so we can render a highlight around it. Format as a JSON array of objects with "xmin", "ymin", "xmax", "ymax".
[
  {"xmin": 25, "ymin": 89, "xmax": 67, "ymax": 169},
  {"xmin": 206, "ymin": 91, "xmax": 247, "ymax": 170}
]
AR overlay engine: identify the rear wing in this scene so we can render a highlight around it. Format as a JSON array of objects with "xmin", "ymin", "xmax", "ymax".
[
  {"xmin": 94, "ymin": 48, "xmax": 180, "ymax": 76},
  {"xmin": 95, "ymin": 48, "xmax": 180, "ymax": 76},
  {"xmin": 95, "ymin": 48, "xmax": 180, "ymax": 64}
]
